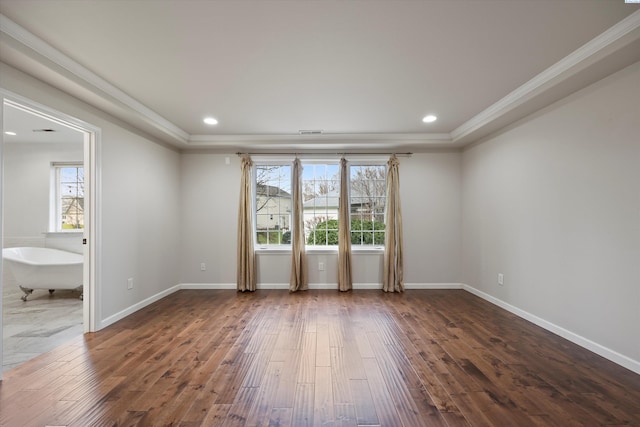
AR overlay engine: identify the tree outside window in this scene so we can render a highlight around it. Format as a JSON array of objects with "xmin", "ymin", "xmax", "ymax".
[
  {"xmin": 54, "ymin": 164, "xmax": 84, "ymax": 231},
  {"xmin": 349, "ymin": 165, "xmax": 386, "ymax": 245},
  {"xmin": 255, "ymin": 165, "xmax": 291, "ymax": 245}
]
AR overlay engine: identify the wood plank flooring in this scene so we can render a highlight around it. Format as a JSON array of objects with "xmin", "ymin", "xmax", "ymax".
[{"xmin": 1, "ymin": 289, "xmax": 639, "ymax": 426}]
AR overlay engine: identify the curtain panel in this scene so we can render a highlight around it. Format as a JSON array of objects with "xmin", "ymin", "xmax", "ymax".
[
  {"xmin": 338, "ymin": 158, "xmax": 353, "ymax": 291},
  {"xmin": 383, "ymin": 155, "xmax": 404, "ymax": 292},
  {"xmin": 237, "ymin": 155, "xmax": 257, "ymax": 292},
  {"xmin": 289, "ymin": 158, "xmax": 308, "ymax": 292}
]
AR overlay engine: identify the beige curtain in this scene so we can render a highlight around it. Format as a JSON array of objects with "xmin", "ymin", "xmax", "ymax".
[
  {"xmin": 290, "ymin": 158, "xmax": 308, "ymax": 292},
  {"xmin": 383, "ymin": 155, "xmax": 404, "ymax": 292},
  {"xmin": 338, "ymin": 157, "xmax": 352, "ymax": 291},
  {"xmin": 237, "ymin": 155, "xmax": 256, "ymax": 292}
]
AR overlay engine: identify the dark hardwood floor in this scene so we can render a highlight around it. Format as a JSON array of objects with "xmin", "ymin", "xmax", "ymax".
[{"xmin": 1, "ymin": 289, "xmax": 638, "ymax": 426}]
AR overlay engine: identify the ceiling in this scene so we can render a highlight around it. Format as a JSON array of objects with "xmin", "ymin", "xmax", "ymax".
[
  {"xmin": 1, "ymin": 1, "xmax": 639, "ymax": 152},
  {"xmin": 3, "ymin": 101, "xmax": 84, "ymax": 145}
]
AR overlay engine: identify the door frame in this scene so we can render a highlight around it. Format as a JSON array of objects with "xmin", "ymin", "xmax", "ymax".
[{"xmin": 0, "ymin": 91, "xmax": 101, "ymax": 376}]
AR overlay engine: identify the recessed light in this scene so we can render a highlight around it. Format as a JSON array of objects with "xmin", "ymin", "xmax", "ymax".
[
  {"xmin": 4, "ymin": 131, "xmax": 17, "ymax": 136},
  {"xmin": 422, "ymin": 115, "xmax": 437, "ymax": 123},
  {"xmin": 204, "ymin": 117, "xmax": 218, "ymax": 125}
]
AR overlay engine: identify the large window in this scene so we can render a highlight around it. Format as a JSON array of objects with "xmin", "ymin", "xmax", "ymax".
[
  {"xmin": 255, "ymin": 164, "xmax": 292, "ymax": 245},
  {"xmin": 52, "ymin": 163, "xmax": 84, "ymax": 231},
  {"xmin": 349, "ymin": 164, "xmax": 386, "ymax": 245},
  {"xmin": 255, "ymin": 161, "xmax": 386, "ymax": 248},
  {"xmin": 302, "ymin": 163, "xmax": 340, "ymax": 245}
]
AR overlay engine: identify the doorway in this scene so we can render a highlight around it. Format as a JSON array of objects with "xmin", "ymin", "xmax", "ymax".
[{"xmin": 1, "ymin": 93, "xmax": 98, "ymax": 374}]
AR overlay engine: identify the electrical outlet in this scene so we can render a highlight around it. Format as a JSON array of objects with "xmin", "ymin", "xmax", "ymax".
[
  {"xmin": 201, "ymin": 263, "xmax": 206, "ymax": 271},
  {"xmin": 497, "ymin": 273, "xmax": 504, "ymax": 286},
  {"xmin": 127, "ymin": 278, "xmax": 133, "ymax": 290},
  {"xmin": 318, "ymin": 262, "xmax": 325, "ymax": 271}
]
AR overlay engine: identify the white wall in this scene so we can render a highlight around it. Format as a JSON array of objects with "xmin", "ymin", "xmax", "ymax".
[
  {"xmin": 462, "ymin": 61, "xmax": 640, "ymax": 368},
  {"xmin": 1, "ymin": 63, "xmax": 182, "ymax": 327},
  {"xmin": 100, "ymin": 125, "xmax": 181, "ymax": 321},
  {"xmin": 402, "ymin": 152, "xmax": 462, "ymax": 285},
  {"xmin": 179, "ymin": 152, "xmax": 462, "ymax": 287},
  {"xmin": 0, "ymin": 93, "xmax": 4, "ymax": 380},
  {"xmin": 3, "ymin": 142, "xmax": 83, "ymax": 251},
  {"xmin": 180, "ymin": 153, "xmax": 240, "ymax": 284}
]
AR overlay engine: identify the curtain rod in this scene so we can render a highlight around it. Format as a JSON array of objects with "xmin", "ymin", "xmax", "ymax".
[{"xmin": 236, "ymin": 152, "xmax": 412, "ymax": 157}]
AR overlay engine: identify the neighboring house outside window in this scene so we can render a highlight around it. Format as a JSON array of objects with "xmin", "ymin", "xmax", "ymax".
[
  {"xmin": 255, "ymin": 164, "xmax": 291, "ymax": 245},
  {"xmin": 52, "ymin": 163, "xmax": 84, "ymax": 231},
  {"xmin": 302, "ymin": 163, "xmax": 340, "ymax": 245}
]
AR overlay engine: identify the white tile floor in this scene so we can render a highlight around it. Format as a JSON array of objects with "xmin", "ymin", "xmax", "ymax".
[{"xmin": 2, "ymin": 273, "xmax": 83, "ymax": 372}]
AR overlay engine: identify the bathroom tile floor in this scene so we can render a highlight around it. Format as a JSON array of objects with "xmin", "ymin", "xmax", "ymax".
[{"xmin": 2, "ymin": 275, "xmax": 83, "ymax": 372}]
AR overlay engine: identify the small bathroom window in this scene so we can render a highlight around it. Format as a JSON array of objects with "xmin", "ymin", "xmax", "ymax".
[{"xmin": 50, "ymin": 162, "xmax": 84, "ymax": 232}]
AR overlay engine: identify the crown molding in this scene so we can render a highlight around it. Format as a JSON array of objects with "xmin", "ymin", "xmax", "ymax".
[
  {"xmin": 0, "ymin": 14, "xmax": 190, "ymax": 145},
  {"xmin": 187, "ymin": 135, "xmax": 457, "ymax": 150},
  {"xmin": 188, "ymin": 132, "xmax": 452, "ymax": 143},
  {"xmin": 451, "ymin": 9, "xmax": 640, "ymax": 143},
  {"xmin": 186, "ymin": 132, "xmax": 454, "ymax": 151}
]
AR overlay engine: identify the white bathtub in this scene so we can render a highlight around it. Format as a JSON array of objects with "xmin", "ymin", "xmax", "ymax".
[{"xmin": 2, "ymin": 247, "xmax": 83, "ymax": 301}]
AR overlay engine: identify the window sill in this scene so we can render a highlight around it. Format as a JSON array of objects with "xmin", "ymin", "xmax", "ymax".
[
  {"xmin": 45, "ymin": 231, "xmax": 83, "ymax": 237},
  {"xmin": 304, "ymin": 246, "xmax": 384, "ymax": 254},
  {"xmin": 351, "ymin": 246, "xmax": 385, "ymax": 254},
  {"xmin": 255, "ymin": 246, "xmax": 291, "ymax": 254},
  {"xmin": 255, "ymin": 246, "xmax": 384, "ymax": 255},
  {"xmin": 305, "ymin": 246, "xmax": 338, "ymax": 254}
]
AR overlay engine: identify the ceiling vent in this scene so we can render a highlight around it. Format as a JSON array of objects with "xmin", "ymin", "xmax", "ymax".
[
  {"xmin": 298, "ymin": 129, "xmax": 323, "ymax": 135},
  {"xmin": 33, "ymin": 128, "xmax": 56, "ymax": 132}
]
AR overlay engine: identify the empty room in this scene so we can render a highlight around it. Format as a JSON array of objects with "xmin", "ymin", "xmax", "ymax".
[{"xmin": 0, "ymin": 1, "xmax": 639, "ymax": 426}]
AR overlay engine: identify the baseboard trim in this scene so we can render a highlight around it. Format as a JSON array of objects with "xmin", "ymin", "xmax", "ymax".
[
  {"xmin": 405, "ymin": 283, "xmax": 464, "ymax": 290},
  {"xmin": 180, "ymin": 283, "xmax": 237, "ymax": 290},
  {"xmin": 463, "ymin": 284, "xmax": 640, "ymax": 375},
  {"xmin": 99, "ymin": 284, "xmax": 181, "ymax": 329},
  {"xmin": 177, "ymin": 282, "xmax": 464, "ymax": 290},
  {"xmin": 307, "ymin": 283, "xmax": 380, "ymax": 290}
]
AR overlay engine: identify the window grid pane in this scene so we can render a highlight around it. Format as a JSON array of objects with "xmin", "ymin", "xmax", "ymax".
[
  {"xmin": 349, "ymin": 165, "xmax": 386, "ymax": 246},
  {"xmin": 255, "ymin": 165, "xmax": 292, "ymax": 245},
  {"xmin": 58, "ymin": 166, "xmax": 84, "ymax": 230},
  {"xmin": 303, "ymin": 163, "xmax": 340, "ymax": 245}
]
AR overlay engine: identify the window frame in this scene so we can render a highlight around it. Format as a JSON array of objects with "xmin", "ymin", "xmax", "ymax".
[
  {"xmin": 253, "ymin": 160, "xmax": 294, "ymax": 249},
  {"xmin": 300, "ymin": 160, "xmax": 341, "ymax": 250},
  {"xmin": 347, "ymin": 161, "xmax": 387, "ymax": 250},
  {"xmin": 253, "ymin": 158, "xmax": 387, "ymax": 253},
  {"xmin": 50, "ymin": 162, "xmax": 84, "ymax": 233}
]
